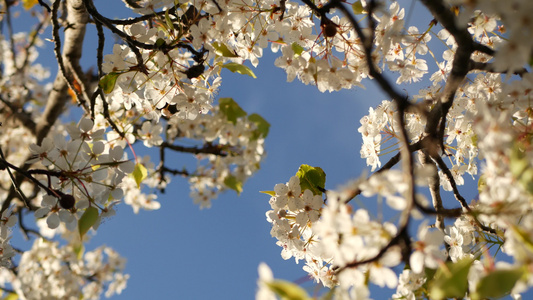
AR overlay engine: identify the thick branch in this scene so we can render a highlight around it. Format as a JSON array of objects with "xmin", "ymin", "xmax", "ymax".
[
  {"xmin": 35, "ymin": 0, "xmax": 89, "ymax": 144},
  {"xmin": 420, "ymin": 0, "xmax": 479, "ymax": 152},
  {"xmin": 469, "ymin": 60, "xmax": 528, "ymax": 77},
  {"xmin": 2, "ymin": 0, "xmax": 90, "ymax": 213}
]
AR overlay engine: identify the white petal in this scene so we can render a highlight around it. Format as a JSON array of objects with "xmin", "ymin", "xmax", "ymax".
[
  {"xmin": 79, "ymin": 118, "xmax": 94, "ymax": 132},
  {"xmin": 46, "ymin": 213, "xmax": 60, "ymax": 229},
  {"xmin": 59, "ymin": 210, "xmax": 74, "ymax": 223},
  {"xmin": 258, "ymin": 262, "xmax": 273, "ymax": 281},
  {"xmin": 410, "ymin": 251, "xmax": 425, "ymax": 274},
  {"xmin": 34, "ymin": 207, "xmax": 50, "ymax": 218}
]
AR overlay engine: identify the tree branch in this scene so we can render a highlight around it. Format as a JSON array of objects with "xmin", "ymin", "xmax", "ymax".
[
  {"xmin": 430, "ymin": 154, "xmax": 496, "ymax": 234},
  {"xmin": 161, "ymin": 142, "xmax": 229, "ymax": 156},
  {"xmin": 420, "ymin": 151, "xmax": 445, "ymax": 231},
  {"xmin": 2, "ymin": 0, "xmax": 90, "ymax": 213},
  {"xmin": 469, "ymin": 60, "xmax": 528, "ymax": 77},
  {"xmin": 36, "ymin": 0, "xmax": 89, "ymax": 144}
]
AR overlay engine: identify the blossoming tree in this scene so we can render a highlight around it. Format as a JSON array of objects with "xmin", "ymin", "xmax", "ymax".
[{"xmin": 0, "ymin": 0, "xmax": 532, "ymax": 298}]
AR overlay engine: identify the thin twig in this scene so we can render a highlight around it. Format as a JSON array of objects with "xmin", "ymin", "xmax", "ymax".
[
  {"xmin": 469, "ymin": 60, "xmax": 528, "ymax": 77},
  {"xmin": 162, "ymin": 141, "xmax": 228, "ymax": 156},
  {"xmin": 0, "ymin": 146, "xmax": 31, "ymax": 208},
  {"xmin": 420, "ymin": 150, "xmax": 445, "ymax": 231},
  {"xmin": 431, "ymin": 154, "xmax": 496, "ymax": 234}
]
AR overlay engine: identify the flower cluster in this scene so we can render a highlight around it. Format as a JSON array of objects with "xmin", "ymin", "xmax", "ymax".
[
  {"xmin": 265, "ymin": 176, "xmax": 336, "ymax": 286},
  {"xmin": 28, "ymin": 118, "xmax": 137, "ymax": 229},
  {"xmin": 12, "ymin": 239, "xmax": 128, "ymax": 300},
  {"xmin": 168, "ymin": 103, "xmax": 267, "ymax": 208},
  {"xmin": 0, "ymin": 210, "xmax": 16, "ymax": 268},
  {"xmin": 264, "ymin": 172, "xmax": 439, "ymax": 294}
]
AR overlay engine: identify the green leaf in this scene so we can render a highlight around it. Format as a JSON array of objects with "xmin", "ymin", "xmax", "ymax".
[
  {"xmin": 3, "ymin": 293, "xmax": 18, "ymax": 300},
  {"xmin": 224, "ymin": 175, "xmax": 243, "ymax": 195},
  {"xmin": 73, "ymin": 243, "xmax": 85, "ymax": 260},
  {"xmin": 510, "ymin": 142, "xmax": 533, "ymax": 194},
  {"xmin": 99, "ymin": 72, "xmax": 120, "ymax": 94},
  {"xmin": 296, "ymin": 164, "xmax": 326, "ymax": 195},
  {"xmin": 266, "ymin": 280, "xmax": 311, "ymax": 300},
  {"xmin": 471, "ymin": 267, "xmax": 524, "ymax": 300},
  {"xmin": 352, "ymin": 0, "xmax": 366, "ymax": 14},
  {"xmin": 291, "ymin": 42, "xmax": 304, "ymax": 57},
  {"xmin": 222, "ymin": 62, "xmax": 257, "ymax": 78},
  {"xmin": 510, "ymin": 144, "xmax": 528, "ymax": 178},
  {"xmin": 248, "ymin": 113, "xmax": 270, "ymax": 140},
  {"xmin": 260, "ymin": 190, "xmax": 276, "ymax": 196},
  {"xmin": 423, "ymin": 266, "xmax": 438, "ymax": 291},
  {"xmin": 132, "ymin": 163, "xmax": 148, "ymax": 188},
  {"xmin": 470, "ymin": 134, "xmax": 478, "ymax": 147},
  {"xmin": 165, "ymin": 10, "xmax": 175, "ymax": 31},
  {"xmin": 219, "ymin": 98, "xmax": 247, "ymax": 125},
  {"xmin": 477, "ymin": 175, "xmax": 486, "ymax": 194},
  {"xmin": 22, "ymin": 0, "xmax": 38, "ymax": 10},
  {"xmin": 155, "ymin": 38, "xmax": 166, "ymax": 48},
  {"xmin": 212, "ymin": 42, "xmax": 239, "ymax": 57},
  {"xmin": 510, "ymin": 225, "xmax": 533, "ymax": 253},
  {"xmin": 78, "ymin": 206, "xmax": 99, "ymax": 239},
  {"xmin": 429, "ymin": 258, "xmax": 473, "ymax": 300}
]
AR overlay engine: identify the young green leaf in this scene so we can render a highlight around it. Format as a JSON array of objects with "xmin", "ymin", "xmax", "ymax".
[
  {"xmin": 296, "ymin": 164, "xmax": 326, "ymax": 195},
  {"xmin": 260, "ymin": 190, "xmax": 276, "ymax": 197},
  {"xmin": 471, "ymin": 267, "xmax": 524, "ymax": 300},
  {"xmin": 165, "ymin": 10, "xmax": 175, "ymax": 31},
  {"xmin": 291, "ymin": 42, "xmax": 304, "ymax": 57},
  {"xmin": 155, "ymin": 38, "xmax": 166, "ymax": 49},
  {"xmin": 132, "ymin": 163, "xmax": 148, "ymax": 188},
  {"xmin": 429, "ymin": 258, "xmax": 473, "ymax": 300},
  {"xmin": 352, "ymin": 0, "xmax": 366, "ymax": 14},
  {"xmin": 510, "ymin": 143, "xmax": 528, "ymax": 177},
  {"xmin": 99, "ymin": 72, "xmax": 120, "ymax": 94},
  {"xmin": 248, "ymin": 113, "xmax": 270, "ymax": 140},
  {"xmin": 219, "ymin": 98, "xmax": 247, "ymax": 124},
  {"xmin": 477, "ymin": 175, "xmax": 486, "ymax": 194},
  {"xmin": 222, "ymin": 62, "xmax": 257, "ymax": 78},
  {"xmin": 224, "ymin": 175, "xmax": 243, "ymax": 195},
  {"xmin": 266, "ymin": 279, "xmax": 311, "ymax": 300},
  {"xmin": 22, "ymin": 0, "xmax": 38, "ymax": 10},
  {"xmin": 510, "ymin": 225, "xmax": 533, "ymax": 253},
  {"xmin": 212, "ymin": 42, "xmax": 239, "ymax": 57},
  {"xmin": 73, "ymin": 243, "xmax": 85, "ymax": 260},
  {"xmin": 78, "ymin": 206, "xmax": 99, "ymax": 239},
  {"xmin": 510, "ymin": 142, "xmax": 533, "ymax": 194},
  {"xmin": 4, "ymin": 293, "xmax": 18, "ymax": 300}
]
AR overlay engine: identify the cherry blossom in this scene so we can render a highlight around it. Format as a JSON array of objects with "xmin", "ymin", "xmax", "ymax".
[{"xmin": 2, "ymin": 0, "xmax": 533, "ymax": 299}]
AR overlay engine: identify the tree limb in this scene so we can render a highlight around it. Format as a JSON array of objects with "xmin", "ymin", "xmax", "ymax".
[{"xmin": 2, "ymin": 0, "xmax": 90, "ymax": 213}]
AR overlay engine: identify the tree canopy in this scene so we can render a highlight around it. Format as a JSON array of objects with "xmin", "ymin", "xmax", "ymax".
[{"xmin": 0, "ymin": 0, "xmax": 532, "ymax": 299}]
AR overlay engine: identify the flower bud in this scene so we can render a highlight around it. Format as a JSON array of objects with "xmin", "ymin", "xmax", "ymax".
[{"xmin": 59, "ymin": 194, "xmax": 76, "ymax": 210}]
